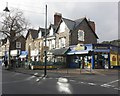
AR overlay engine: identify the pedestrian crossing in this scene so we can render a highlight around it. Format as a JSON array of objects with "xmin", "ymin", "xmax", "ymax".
[{"xmin": 25, "ymin": 73, "xmax": 120, "ymax": 91}]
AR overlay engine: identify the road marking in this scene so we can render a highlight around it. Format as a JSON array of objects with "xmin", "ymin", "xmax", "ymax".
[
  {"xmin": 88, "ymin": 83, "xmax": 96, "ymax": 86},
  {"xmin": 101, "ymin": 79, "xmax": 119, "ymax": 88},
  {"xmin": 114, "ymin": 87, "xmax": 120, "ymax": 90},
  {"xmin": 106, "ymin": 79, "xmax": 119, "ymax": 85},
  {"xmin": 26, "ymin": 75, "xmax": 36, "ymax": 80},
  {"xmin": 69, "ymin": 80, "xmax": 75, "ymax": 82},
  {"xmin": 48, "ymin": 77, "xmax": 53, "ymax": 79},
  {"xmin": 57, "ymin": 77, "xmax": 72, "ymax": 94},
  {"xmin": 34, "ymin": 73, "xmax": 38, "ymax": 76},
  {"xmin": 80, "ymin": 82, "xmax": 86, "ymax": 84},
  {"xmin": 101, "ymin": 84, "xmax": 112, "ymax": 88}
]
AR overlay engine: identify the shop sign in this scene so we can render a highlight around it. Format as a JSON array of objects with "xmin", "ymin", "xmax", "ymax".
[
  {"xmin": 110, "ymin": 54, "xmax": 118, "ymax": 66},
  {"xmin": 10, "ymin": 50, "xmax": 19, "ymax": 56},
  {"xmin": 73, "ymin": 44, "xmax": 85, "ymax": 51}
]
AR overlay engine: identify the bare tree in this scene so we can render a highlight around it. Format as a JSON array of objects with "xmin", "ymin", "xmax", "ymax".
[{"xmin": 0, "ymin": 9, "xmax": 29, "ymax": 69}]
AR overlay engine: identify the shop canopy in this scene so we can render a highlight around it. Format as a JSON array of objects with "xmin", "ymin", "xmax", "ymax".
[
  {"xmin": 19, "ymin": 51, "xmax": 28, "ymax": 58},
  {"xmin": 48, "ymin": 47, "xmax": 70, "ymax": 56}
]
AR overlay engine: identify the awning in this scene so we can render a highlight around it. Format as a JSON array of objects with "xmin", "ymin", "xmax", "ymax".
[
  {"xmin": 48, "ymin": 47, "xmax": 70, "ymax": 56},
  {"xmin": 19, "ymin": 51, "xmax": 28, "ymax": 58},
  {"xmin": 67, "ymin": 50, "xmax": 89, "ymax": 55}
]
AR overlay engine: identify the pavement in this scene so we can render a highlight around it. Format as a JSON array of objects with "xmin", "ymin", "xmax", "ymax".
[{"xmin": 5, "ymin": 66, "xmax": 119, "ymax": 78}]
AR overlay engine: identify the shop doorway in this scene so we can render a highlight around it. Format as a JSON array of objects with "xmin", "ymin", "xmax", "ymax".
[{"xmin": 94, "ymin": 53, "xmax": 109, "ymax": 69}]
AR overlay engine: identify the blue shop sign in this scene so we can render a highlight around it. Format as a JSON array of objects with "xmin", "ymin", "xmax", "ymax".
[{"xmin": 19, "ymin": 51, "xmax": 28, "ymax": 58}]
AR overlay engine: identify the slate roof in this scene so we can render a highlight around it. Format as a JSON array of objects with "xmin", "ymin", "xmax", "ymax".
[
  {"xmin": 62, "ymin": 18, "xmax": 75, "ymax": 30},
  {"xmin": 12, "ymin": 35, "xmax": 25, "ymax": 42},
  {"xmin": 56, "ymin": 17, "xmax": 98, "ymax": 39},
  {"xmin": 26, "ymin": 29, "xmax": 39, "ymax": 39},
  {"xmin": 48, "ymin": 47, "xmax": 70, "ymax": 56}
]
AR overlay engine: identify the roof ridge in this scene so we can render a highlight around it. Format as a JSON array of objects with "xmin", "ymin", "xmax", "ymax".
[{"xmin": 62, "ymin": 17, "xmax": 75, "ymax": 22}]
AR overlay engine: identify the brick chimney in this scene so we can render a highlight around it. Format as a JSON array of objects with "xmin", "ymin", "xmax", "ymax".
[
  {"xmin": 88, "ymin": 20, "xmax": 95, "ymax": 32},
  {"xmin": 54, "ymin": 12, "xmax": 62, "ymax": 26}
]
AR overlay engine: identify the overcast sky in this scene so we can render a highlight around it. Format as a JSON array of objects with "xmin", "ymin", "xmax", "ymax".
[{"xmin": 0, "ymin": 0, "xmax": 119, "ymax": 42}]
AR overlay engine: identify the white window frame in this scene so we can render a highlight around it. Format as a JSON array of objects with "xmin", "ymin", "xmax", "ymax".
[
  {"xmin": 59, "ymin": 37, "xmax": 65, "ymax": 48},
  {"xmin": 78, "ymin": 30, "xmax": 84, "ymax": 41},
  {"xmin": 16, "ymin": 42, "xmax": 21, "ymax": 48}
]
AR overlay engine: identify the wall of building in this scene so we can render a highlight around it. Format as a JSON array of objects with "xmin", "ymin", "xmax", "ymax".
[
  {"xmin": 70, "ymin": 19, "xmax": 97, "ymax": 45},
  {"xmin": 56, "ymin": 21, "xmax": 70, "ymax": 48}
]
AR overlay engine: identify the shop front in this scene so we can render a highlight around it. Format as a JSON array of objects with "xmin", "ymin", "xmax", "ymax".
[
  {"xmin": 31, "ymin": 49, "xmax": 40, "ymax": 61},
  {"xmin": 67, "ymin": 44, "xmax": 93, "ymax": 69},
  {"xmin": 110, "ymin": 45, "xmax": 120, "ymax": 68},
  {"xmin": 92, "ymin": 44, "xmax": 110, "ymax": 69}
]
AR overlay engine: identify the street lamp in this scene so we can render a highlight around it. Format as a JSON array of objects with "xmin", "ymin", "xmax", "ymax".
[
  {"xmin": 3, "ymin": 2, "xmax": 10, "ymax": 69},
  {"xmin": 44, "ymin": 5, "xmax": 47, "ymax": 77},
  {"xmin": 3, "ymin": 2, "xmax": 10, "ymax": 12}
]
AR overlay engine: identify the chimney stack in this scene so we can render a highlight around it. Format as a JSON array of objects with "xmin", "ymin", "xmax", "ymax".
[{"xmin": 54, "ymin": 12, "xmax": 62, "ymax": 26}]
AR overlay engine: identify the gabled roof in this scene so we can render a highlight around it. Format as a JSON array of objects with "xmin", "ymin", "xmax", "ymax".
[
  {"xmin": 74, "ymin": 17, "xmax": 86, "ymax": 27},
  {"xmin": 55, "ymin": 17, "xmax": 85, "ymax": 32},
  {"xmin": 62, "ymin": 18, "xmax": 75, "ymax": 30},
  {"xmin": 55, "ymin": 17, "xmax": 98, "ymax": 39},
  {"xmin": 38, "ymin": 27, "xmax": 49, "ymax": 37},
  {"xmin": 48, "ymin": 24, "xmax": 57, "ymax": 36},
  {"xmin": 49, "ymin": 24, "xmax": 57, "ymax": 30},
  {"xmin": 12, "ymin": 35, "xmax": 25, "ymax": 42},
  {"xmin": 26, "ymin": 29, "xmax": 39, "ymax": 40}
]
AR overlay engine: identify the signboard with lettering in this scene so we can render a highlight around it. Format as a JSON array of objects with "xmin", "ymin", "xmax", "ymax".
[{"xmin": 110, "ymin": 54, "xmax": 118, "ymax": 66}]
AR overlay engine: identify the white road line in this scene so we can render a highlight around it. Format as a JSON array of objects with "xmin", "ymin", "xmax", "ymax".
[
  {"xmin": 106, "ymin": 79, "xmax": 119, "ymax": 85},
  {"xmin": 88, "ymin": 83, "xmax": 96, "ymax": 86},
  {"xmin": 80, "ymin": 82, "xmax": 86, "ymax": 84},
  {"xmin": 101, "ymin": 79, "xmax": 119, "ymax": 88},
  {"xmin": 114, "ymin": 87, "xmax": 120, "ymax": 90},
  {"xmin": 69, "ymin": 80, "xmax": 75, "ymax": 82},
  {"xmin": 101, "ymin": 84, "xmax": 112, "ymax": 88}
]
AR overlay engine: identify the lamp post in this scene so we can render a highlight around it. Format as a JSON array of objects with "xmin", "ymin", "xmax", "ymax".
[
  {"xmin": 44, "ymin": 5, "xmax": 47, "ymax": 77},
  {"xmin": 3, "ymin": 2, "xmax": 10, "ymax": 69}
]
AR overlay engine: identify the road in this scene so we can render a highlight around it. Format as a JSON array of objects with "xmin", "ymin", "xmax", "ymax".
[{"xmin": 1, "ymin": 67, "xmax": 120, "ymax": 95}]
